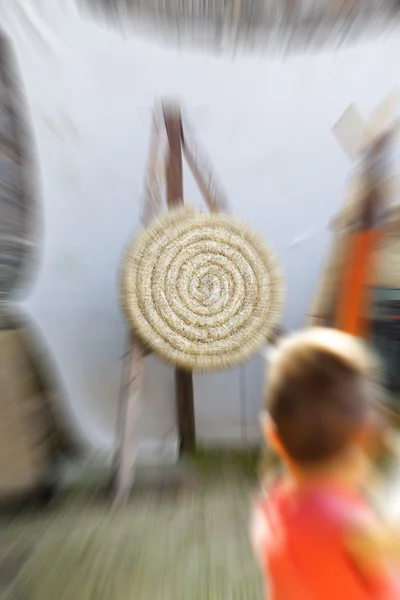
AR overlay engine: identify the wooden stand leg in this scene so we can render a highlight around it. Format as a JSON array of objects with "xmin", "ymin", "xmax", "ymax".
[
  {"xmin": 176, "ymin": 368, "xmax": 196, "ymax": 453},
  {"xmin": 114, "ymin": 336, "xmax": 145, "ymax": 503},
  {"xmin": 164, "ymin": 104, "xmax": 196, "ymax": 453}
]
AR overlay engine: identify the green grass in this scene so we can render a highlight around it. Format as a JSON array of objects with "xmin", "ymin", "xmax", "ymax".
[
  {"xmin": 2, "ymin": 468, "xmax": 263, "ymax": 600},
  {"xmin": 189, "ymin": 446, "xmax": 260, "ymax": 479}
]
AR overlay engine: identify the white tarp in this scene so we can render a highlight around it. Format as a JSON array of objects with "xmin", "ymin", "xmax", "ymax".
[{"xmin": 1, "ymin": 0, "xmax": 400, "ymax": 462}]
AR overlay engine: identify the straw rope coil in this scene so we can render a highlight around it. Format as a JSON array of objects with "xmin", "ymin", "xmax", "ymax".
[{"xmin": 122, "ymin": 207, "xmax": 284, "ymax": 372}]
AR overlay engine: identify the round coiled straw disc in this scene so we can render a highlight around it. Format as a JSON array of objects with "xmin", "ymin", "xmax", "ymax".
[{"xmin": 122, "ymin": 207, "xmax": 284, "ymax": 372}]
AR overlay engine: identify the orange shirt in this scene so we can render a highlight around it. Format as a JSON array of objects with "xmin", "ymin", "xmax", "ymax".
[{"xmin": 251, "ymin": 480, "xmax": 399, "ymax": 600}]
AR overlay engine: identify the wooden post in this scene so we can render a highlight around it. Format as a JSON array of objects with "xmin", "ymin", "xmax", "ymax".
[
  {"xmin": 114, "ymin": 334, "xmax": 146, "ymax": 504},
  {"xmin": 163, "ymin": 104, "xmax": 196, "ymax": 453}
]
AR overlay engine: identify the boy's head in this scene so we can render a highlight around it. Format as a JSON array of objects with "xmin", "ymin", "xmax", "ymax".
[{"xmin": 263, "ymin": 328, "xmax": 376, "ymax": 468}]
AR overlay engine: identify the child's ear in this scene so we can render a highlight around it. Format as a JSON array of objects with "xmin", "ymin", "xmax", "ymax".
[{"xmin": 260, "ymin": 413, "xmax": 282, "ymax": 456}]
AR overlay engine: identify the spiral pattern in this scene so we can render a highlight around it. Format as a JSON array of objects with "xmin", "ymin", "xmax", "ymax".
[{"xmin": 122, "ymin": 208, "xmax": 284, "ymax": 372}]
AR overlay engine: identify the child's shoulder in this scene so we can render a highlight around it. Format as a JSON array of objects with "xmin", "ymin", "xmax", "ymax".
[{"xmin": 252, "ymin": 478, "xmax": 376, "ymax": 549}]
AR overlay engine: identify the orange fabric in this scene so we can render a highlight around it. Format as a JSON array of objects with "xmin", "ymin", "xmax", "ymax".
[
  {"xmin": 251, "ymin": 481, "xmax": 399, "ymax": 600},
  {"xmin": 335, "ymin": 229, "xmax": 380, "ymax": 338}
]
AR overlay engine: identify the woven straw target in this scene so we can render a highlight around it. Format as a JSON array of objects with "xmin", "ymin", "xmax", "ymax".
[{"xmin": 122, "ymin": 207, "xmax": 284, "ymax": 372}]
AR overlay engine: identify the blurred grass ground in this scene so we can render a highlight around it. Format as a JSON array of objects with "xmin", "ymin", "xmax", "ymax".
[
  {"xmin": 2, "ymin": 444, "xmax": 399, "ymax": 600},
  {"xmin": 0, "ymin": 452, "xmax": 263, "ymax": 600}
]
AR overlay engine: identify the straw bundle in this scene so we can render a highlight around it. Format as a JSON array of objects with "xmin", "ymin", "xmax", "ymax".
[
  {"xmin": 122, "ymin": 207, "xmax": 283, "ymax": 372},
  {"xmin": 0, "ymin": 31, "xmax": 39, "ymax": 301},
  {"xmin": 83, "ymin": 0, "xmax": 400, "ymax": 55}
]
